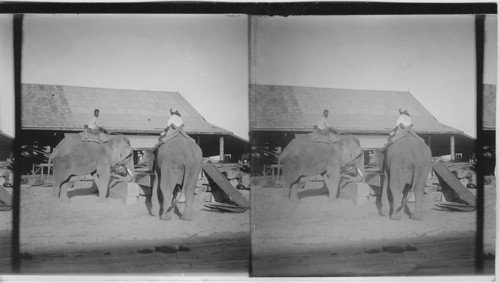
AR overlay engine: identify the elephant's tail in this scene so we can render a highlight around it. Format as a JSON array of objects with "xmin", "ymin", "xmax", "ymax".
[
  {"xmin": 400, "ymin": 166, "xmax": 418, "ymax": 210},
  {"xmin": 170, "ymin": 165, "xmax": 190, "ymax": 208}
]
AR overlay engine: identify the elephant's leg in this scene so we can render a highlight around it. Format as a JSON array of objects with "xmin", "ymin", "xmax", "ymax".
[
  {"xmin": 389, "ymin": 171, "xmax": 406, "ymax": 220},
  {"xmin": 150, "ymin": 171, "xmax": 160, "ymax": 216},
  {"xmin": 159, "ymin": 168, "xmax": 177, "ymax": 221},
  {"xmin": 180, "ymin": 170, "xmax": 198, "ymax": 221},
  {"xmin": 51, "ymin": 170, "xmax": 67, "ymax": 198},
  {"xmin": 410, "ymin": 169, "xmax": 427, "ymax": 220},
  {"xmin": 51, "ymin": 180, "xmax": 62, "ymax": 198},
  {"xmin": 96, "ymin": 165, "xmax": 111, "ymax": 203},
  {"xmin": 377, "ymin": 172, "xmax": 390, "ymax": 216},
  {"xmin": 59, "ymin": 181, "xmax": 71, "ymax": 202},
  {"xmin": 325, "ymin": 169, "xmax": 341, "ymax": 203},
  {"xmin": 289, "ymin": 181, "xmax": 300, "ymax": 203},
  {"xmin": 50, "ymin": 181, "xmax": 60, "ymax": 198}
]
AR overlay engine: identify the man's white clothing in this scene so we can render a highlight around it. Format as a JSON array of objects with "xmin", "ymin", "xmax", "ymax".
[
  {"xmin": 88, "ymin": 116, "xmax": 100, "ymax": 130},
  {"xmin": 167, "ymin": 114, "xmax": 184, "ymax": 128},
  {"xmin": 317, "ymin": 117, "xmax": 330, "ymax": 130},
  {"xmin": 396, "ymin": 114, "xmax": 412, "ymax": 127}
]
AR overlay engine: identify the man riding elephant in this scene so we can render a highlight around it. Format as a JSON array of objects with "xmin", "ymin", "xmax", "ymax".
[
  {"xmin": 279, "ymin": 133, "xmax": 364, "ymax": 203},
  {"xmin": 84, "ymin": 109, "xmax": 107, "ymax": 143},
  {"xmin": 49, "ymin": 134, "xmax": 134, "ymax": 202},
  {"xmin": 313, "ymin": 109, "xmax": 337, "ymax": 142},
  {"xmin": 387, "ymin": 108, "xmax": 424, "ymax": 145},
  {"xmin": 157, "ymin": 109, "xmax": 192, "ymax": 146}
]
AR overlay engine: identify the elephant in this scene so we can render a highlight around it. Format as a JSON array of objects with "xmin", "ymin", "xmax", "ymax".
[
  {"xmin": 380, "ymin": 134, "xmax": 432, "ymax": 220},
  {"xmin": 279, "ymin": 134, "xmax": 365, "ymax": 203},
  {"xmin": 141, "ymin": 134, "xmax": 202, "ymax": 221},
  {"xmin": 48, "ymin": 134, "xmax": 134, "ymax": 202}
]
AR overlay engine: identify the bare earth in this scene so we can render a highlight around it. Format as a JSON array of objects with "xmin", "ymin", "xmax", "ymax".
[
  {"xmin": 251, "ymin": 180, "xmax": 496, "ymax": 277},
  {"xmin": 17, "ymin": 184, "xmax": 249, "ymax": 275}
]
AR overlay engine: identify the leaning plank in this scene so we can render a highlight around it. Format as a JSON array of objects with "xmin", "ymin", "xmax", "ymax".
[
  {"xmin": 202, "ymin": 164, "xmax": 250, "ymax": 208},
  {"xmin": 432, "ymin": 163, "xmax": 476, "ymax": 206}
]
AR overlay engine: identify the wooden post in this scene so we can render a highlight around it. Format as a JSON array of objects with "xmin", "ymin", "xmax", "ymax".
[
  {"xmin": 219, "ymin": 136, "xmax": 224, "ymax": 162},
  {"xmin": 427, "ymin": 135, "xmax": 433, "ymax": 177},
  {"xmin": 197, "ymin": 136, "xmax": 200, "ymax": 145},
  {"xmin": 450, "ymin": 135, "xmax": 455, "ymax": 161}
]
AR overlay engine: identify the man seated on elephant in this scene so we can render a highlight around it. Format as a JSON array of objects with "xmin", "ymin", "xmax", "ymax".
[
  {"xmin": 84, "ymin": 109, "xmax": 107, "ymax": 142},
  {"xmin": 313, "ymin": 109, "xmax": 336, "ymax": 142},
  {"xmin": 157, "ymin": 109, "xmax": 190, "ymax": 146},
  {"xmin": 387, "ymin": 107, "xmax": 415, "ymax": 144},
  {"xmin": 389, "ymin": 108, "xmax": 413, "ymax": 137}
]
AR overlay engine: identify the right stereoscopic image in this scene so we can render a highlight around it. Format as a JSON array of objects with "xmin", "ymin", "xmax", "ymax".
[{"xmin": 249, "ymin": 15, "xmax": 496, "ymax": 276}]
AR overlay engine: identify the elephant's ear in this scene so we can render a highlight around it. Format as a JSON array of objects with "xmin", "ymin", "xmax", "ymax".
[
  {"xmin": 116, "ymin": 138, "xmax": 133, "ymax": 166},
  {"xmin": 339, "ymin": 136, "xmax": 362, "ymax": 166}
]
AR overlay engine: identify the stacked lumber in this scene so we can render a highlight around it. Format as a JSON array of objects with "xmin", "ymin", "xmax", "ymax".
[{"xmin": 210, "ymin": 163, "xmax": 251, "ymax": 189}]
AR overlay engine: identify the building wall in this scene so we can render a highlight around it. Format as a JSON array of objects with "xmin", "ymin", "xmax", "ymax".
[{"xmin": 353, "ymin": 134, "xmax": 388, "ymax": 149}]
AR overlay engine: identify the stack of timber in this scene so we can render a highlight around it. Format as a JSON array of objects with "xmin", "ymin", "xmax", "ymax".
[{"xmin": 208, "ymin": 163, "xmax": 251, "ymax": 189}]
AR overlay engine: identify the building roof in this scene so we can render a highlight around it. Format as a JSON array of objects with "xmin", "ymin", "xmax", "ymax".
[
  {"xmin": 250, "ymin": 84, "xmax": 464, "ymax": 135},
  {"xmin": 22, "ymin": 83, "xmax": 232, "ymax": 135},
  {"xmin": 483, "ymin": 84, "xmax": 496, "ymax": 131}
]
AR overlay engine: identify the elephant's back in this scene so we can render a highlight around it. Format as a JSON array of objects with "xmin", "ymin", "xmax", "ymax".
[
  {"xmin": 280, "ymin": 135, "xmax": 333, "ymax": 173},
  {"xmin": 159, "ymin": 136, "xmax": 202, "ymax": 166},
  {"xmin": 386, "ymin": 135, "xmax": 431, "ymax": 166}
]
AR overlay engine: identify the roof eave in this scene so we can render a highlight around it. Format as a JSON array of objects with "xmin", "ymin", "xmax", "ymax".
[
  {"xmin": 250, "ymin": 127, "xmax": 464, "ymax": 135},
  {"xmin": 22, "ymin": 126, "xmax": 232, "ymax": 136}
]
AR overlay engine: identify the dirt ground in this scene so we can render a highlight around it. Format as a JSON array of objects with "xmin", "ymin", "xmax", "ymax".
[
  {"xmin": 16, "ymin": 182, "xmax": 249, "ymax": 274},
  {"xmin": 251, "ymin": 178, "xmax": 496, "ymax": 276}
]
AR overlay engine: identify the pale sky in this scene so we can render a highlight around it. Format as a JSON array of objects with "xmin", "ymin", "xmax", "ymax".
[
  {"xmin": 0, "ymin": 14, "xmax": 497, "ymax": 139},
  {"xmin": 21, "ymin": 14, "xmax": 249, "ymax": 139},
  {"xmin": 251, "ymin": 15, "xmax": 498, "ymax": 139},
  {"xmin": 0, "ymin": 15, "xmax": 14, "ymax": 137}
]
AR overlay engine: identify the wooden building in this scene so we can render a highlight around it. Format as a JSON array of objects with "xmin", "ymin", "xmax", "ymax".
[
  {"xmin": 250, "ymin": 84, "xmax": 475, "ymax": 167},
  {"xmin": 21, "ymin": 83, "xmax": 248, "ymax": 169}
]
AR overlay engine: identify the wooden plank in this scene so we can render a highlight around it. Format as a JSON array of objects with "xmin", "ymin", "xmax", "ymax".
[
  {"xmin": 432, "ymin": 163, "xmax": 476, "ymax": 206},
  {"xmin": 202, "ymin": 164, "xmax": 250, "ymax": 208}
]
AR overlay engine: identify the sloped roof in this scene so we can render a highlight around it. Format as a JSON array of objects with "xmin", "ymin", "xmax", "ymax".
[
  {"xmin": 483, "ymin": 84, "xmax": 496, "ymax": 130},
  {"xmin": 250, "ymin": 84, "xmax": 463, "ymax": 135},
  {"xmin": 22, "ymin": 83, "xmax": 231, "ymax": 135}
]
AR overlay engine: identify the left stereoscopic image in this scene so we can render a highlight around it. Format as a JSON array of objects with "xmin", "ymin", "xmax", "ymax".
[
  {"xmin": 0, "ymin": 15, "xmax": 15, "ymax": 275},
  {"xmin": 6, "ymin": 14, "xmax": 250, "ymax": 274}
]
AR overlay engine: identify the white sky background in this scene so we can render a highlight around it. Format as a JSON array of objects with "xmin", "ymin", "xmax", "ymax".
[
  {"xmin": 0, "ymin": 14, "xmax": 497, "ymax": 139},
  {"xmin": 251, "ymin": 15, "xmax": 498, "ymax": 139},
  {"xmin": 21, "ymin": 14, "xmax": 249, "ymax": 140},
  {"xmin": 0, "ymin": 15, "xmax": 14, "ymax": 137}
]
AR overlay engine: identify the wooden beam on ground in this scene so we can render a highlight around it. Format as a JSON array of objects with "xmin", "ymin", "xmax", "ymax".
[{"xmin": 202, "ymin": 164, "xmax": 250, "ymax": 208}]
